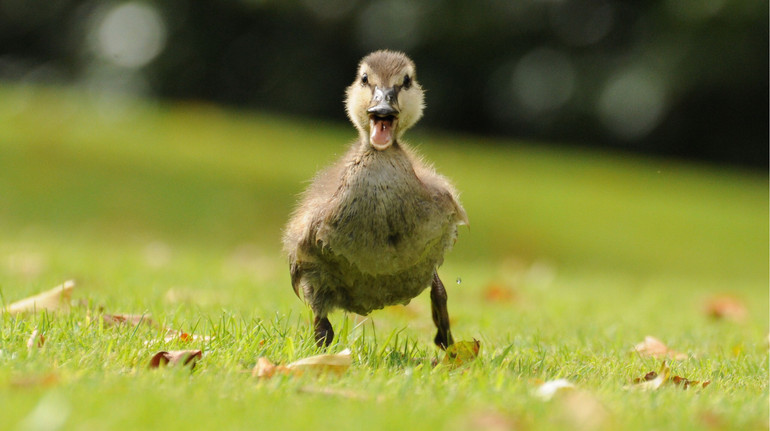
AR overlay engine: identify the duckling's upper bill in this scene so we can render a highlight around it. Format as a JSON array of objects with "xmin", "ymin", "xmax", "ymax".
[{"xmin": 345, "ymin": 50, "xmax": 425, "ymax": 150}]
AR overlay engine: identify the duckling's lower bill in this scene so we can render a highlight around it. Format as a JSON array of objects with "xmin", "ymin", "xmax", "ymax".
[{"xmin": 370, "ymin": 115, "xmax": 396, "ymax": 150}]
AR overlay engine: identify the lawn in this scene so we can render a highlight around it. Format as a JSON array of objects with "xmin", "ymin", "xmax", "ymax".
[{"xmin": 0, "ymin": 85, "xmax": 767, "ymax": 430}]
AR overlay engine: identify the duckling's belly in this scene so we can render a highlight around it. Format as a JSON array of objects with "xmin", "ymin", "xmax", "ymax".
[
  {"xmin": 319, "ymin": 178, "xmax": 454, "ymax": 276},
  {"xmin": 319, "ymin": 257, "xmax": 436, "ymax": 315},
  {"xmin": 317, "ymin": 197, "xmax": 456, "ymax": 314}
]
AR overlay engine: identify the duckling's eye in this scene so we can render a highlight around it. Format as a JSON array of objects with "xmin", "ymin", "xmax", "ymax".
[
  {"xmin": 361, "ymin": 73, "xmax": 368, "ymax": 86},
  {"xmin": 402, "ymin": 75, "xmax": 412, "ymax": 89}
]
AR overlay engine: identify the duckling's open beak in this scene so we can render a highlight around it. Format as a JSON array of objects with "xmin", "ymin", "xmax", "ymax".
[{"xmin": 367, "ymin": 86, "xmax": 399, "ymax": 150}]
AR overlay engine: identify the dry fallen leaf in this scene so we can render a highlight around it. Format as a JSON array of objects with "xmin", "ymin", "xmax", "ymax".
[
  {"xmin": 671, "ymin": 375, "xmax": 711, "ymax": 389},
  {"xmin": 286, "ymin": 348, "xmax": 352, "ymax": 375},
  {"xmin": 704, "ymin": 294, "xmax": 748, "ymax": 322},
  {"xmin": 443, "ymin": 339, "xmax": 481, "ymax": 367},
  {"xmin": 625, "ymin": 361, "xmax": 670, "ymax": 391},
  {"xmin": 671, "ymin": 375, "xmax": 695, "ymax": 388},
  {"xmin": 632, "ymin": 370, "xmax": 658, "ymax": 383},
  {"xmin": 253, "ymin": 349, "xmax": 352, "ymax": 378},
  {"xmin": 4, "ymin": 280, "xmax": 75, "ymax": 314},
  {"xmin": 149, "ymin": 350, "xmax": 202, "ymax": 369},
  {"xmin": 534, "ymin": 379, "xmax": 576, "ymax": 401},
  {"xmin": 632, "ymin": 336, "xmax": 688, "ymax": 360},
  {"xmin": 26, "ymin": 328, "xmax": 45, "ymax": 349},
  {"xmin": 253, "ymin": 357, "xmax": 282, "ymax": 378},
  {"xmin": 627, "ymin": 361, "xmax": 710, "ymax": 391}
]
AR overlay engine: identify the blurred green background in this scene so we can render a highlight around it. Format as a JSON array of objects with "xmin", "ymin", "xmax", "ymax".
[
  {"xmin": 0, "ymin": 86, "xmax": 766, "ymax": 299},
  {"xmin": 0, "ymin": 1, "xmax": 766, "ymax": 311},
  {"xmin": 0, "ymin": 0, "xmax": 767, "ymax": 166}
]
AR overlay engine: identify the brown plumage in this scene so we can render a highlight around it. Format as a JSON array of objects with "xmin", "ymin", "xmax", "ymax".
[{"xmin": 283, "ymin": 50, "xmax": 468, "ymax": 348}]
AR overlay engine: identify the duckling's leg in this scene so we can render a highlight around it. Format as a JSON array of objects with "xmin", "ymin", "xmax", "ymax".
[
  {"xmin": 430, "ymin": 270, "xmax": 454, "ymax": 349},
  {"xmin": 314, "ymin": 315, "xmax": 334, "ymax": 348}
]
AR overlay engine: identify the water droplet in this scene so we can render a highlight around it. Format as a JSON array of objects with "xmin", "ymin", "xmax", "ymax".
[{"xmin": 456, "ymin": 277, "xmax": 462, "ymax": 285}]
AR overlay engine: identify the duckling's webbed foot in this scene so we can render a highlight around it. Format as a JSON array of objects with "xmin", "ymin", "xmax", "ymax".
[
  {"xmin": 314, "ymin": 315, "xmax": 334, "ymax": 348},
  {"xmin": 430, "ymin": 270, "xmax": 454, "ymax": 350}
]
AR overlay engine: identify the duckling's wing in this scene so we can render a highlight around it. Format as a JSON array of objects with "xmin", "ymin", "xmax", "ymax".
[
  {"xmin": 450, "ymin": 195, "xmax": 469, "ymax": 226},
  {"xmin": 289, "ymin": 261, "xmax": 302, "ymax": 298},
  {"xmin": 438, "ymin": 184, "xmax": 469, "ymax": 226},
  {"xmin": 405, "ymin": 147, "xmax": 469, "ymax": 226},
  {"xmin": 284, "ymin": 152, "xmax": 353, "ymax": 299}
]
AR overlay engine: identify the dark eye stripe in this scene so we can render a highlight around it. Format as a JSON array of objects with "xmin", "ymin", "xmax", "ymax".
[{"xmin": 403, "ymin": 75, "xmax": 412, "ymax": 89}]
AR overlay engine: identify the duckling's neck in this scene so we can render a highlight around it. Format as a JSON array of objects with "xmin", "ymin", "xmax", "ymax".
[
  {"xmin": 357, "ymin": 138, "xmax": 401, "ymax": 155},
  {"xmin": 347, "ymin": 137, "xmax": 414, "ymax": 183}
]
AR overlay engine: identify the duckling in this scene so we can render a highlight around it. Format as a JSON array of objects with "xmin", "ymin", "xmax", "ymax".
[{"xmin": 283, "ymin": 50, "xmax": 468, "ymax": 349}]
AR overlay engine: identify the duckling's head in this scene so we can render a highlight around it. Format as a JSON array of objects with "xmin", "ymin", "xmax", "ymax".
[{"xmin": 346, "ymin": 50, "xmax": 424, "ymax": 150}]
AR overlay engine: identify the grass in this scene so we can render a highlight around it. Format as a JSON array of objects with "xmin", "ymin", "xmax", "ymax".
[{"xmin": 0, "ymin": 85, "xmax": 767, "ymax": 430}]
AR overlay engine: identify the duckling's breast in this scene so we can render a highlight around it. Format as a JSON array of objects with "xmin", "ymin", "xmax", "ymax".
[{"xmin": 316, "ymin": 148, "xmax": 457, "ymax": 277}]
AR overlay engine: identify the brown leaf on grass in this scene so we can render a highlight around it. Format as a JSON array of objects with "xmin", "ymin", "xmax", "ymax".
[
  {"xmin": 482, "ymin": 282, "xmax": 516, "ymax": 303},
  {"xmin": 703, "ymin": 295, "xmax": 747, "ymax": 322},
  {"xmin": 148, "ymin": 350, "xmax": 202, "ymax": 369},
  {"xmin": 671, "ymin": 375, "xmax": 694, "ymax": 388},
  {"xmin": 253, "ymin": 357, "xmax": 283, "ymax": 378},
  {"xmin": 671, "ymin": 375, "xmax": 711, "ymax": 389},
  {"xmin": 626, "ymin": 362, "xmax": 710, "ymax": 391},
  {"xmin": 632, "ymin": 371, "xmax": 658, "ymax": 383},
  {"xmin": 443, "ymin": 339, "xmax": 481, "ymax": 367},
  {"xmin": 253, "ymin": 349, "xmax": 352, "ymax": 379},
  {"xmin": 26, "ymin": 328, "xmax": 45, "ymax": 349},
  {"xmin": 4, "ymin": 280, "xmax": 75, "ymax": 314},
  {"xmin": 286, "ymin": 348, "xmax": 352, "ymax": 375},
  {"xmin": 625, "ymin": 361, "xmax": 670, "ymax": 391},
  {"xmin": 632, "ymin": 336, "xmax": 688, "ymax": 360}
]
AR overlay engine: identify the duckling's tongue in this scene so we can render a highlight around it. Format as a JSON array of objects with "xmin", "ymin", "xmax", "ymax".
[{"xmin": 370, "ymin": 117, "xmax": 394, "ymax": 150}]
